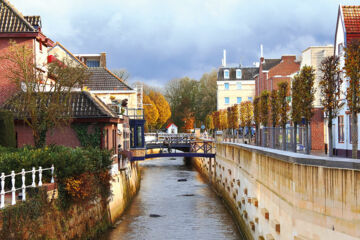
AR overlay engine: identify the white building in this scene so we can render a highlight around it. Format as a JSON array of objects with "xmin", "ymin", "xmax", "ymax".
[
  {"xmin": 333, "ymin": 5, "xmax": 360, "ymax": 157},
  {"xmin": 166, "ymin": 123, "xmax": 178, "ymax": 134}
]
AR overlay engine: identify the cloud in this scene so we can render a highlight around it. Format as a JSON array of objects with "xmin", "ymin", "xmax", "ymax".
[{"xmin": 9, "ymin": 0, "xmax": 360, "ymax": 86}]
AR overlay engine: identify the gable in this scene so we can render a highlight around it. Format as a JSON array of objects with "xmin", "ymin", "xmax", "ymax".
[{"xmin": 48, "ymin": 43, "xmax": 86, "ymax": 67}]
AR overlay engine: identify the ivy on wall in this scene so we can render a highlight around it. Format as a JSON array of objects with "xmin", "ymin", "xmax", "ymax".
[{"xmin": 72, "ymin": 123, "xmax": 102, "ymax": 148}]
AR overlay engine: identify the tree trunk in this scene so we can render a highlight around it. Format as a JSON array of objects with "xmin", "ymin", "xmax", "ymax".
[
  {"xmin": 293, "ymin": 123, "xmax": 297, "ymax": 152},
  {"xmin": 255, "ymin": 126, "xmax": 259, "ymax": 145},
  {"xmin": 305, "ymin": 121, "xmax": 310, "ymax": 154},
  {"xmin": 242, "ymin": 127, "xmax": 245, "ymax": 143},
  {"xmin": 282, "ymin": 125, "xmax": 286, "ymax": 151},
  {"xmin": 352, "ymin": 112, "xmax": 358, "ymax": 159},
  {"xmin": 34, "ymin": 128, "xmax": 47, "ymax": 148},
  {"xmin": 272, "ymin": 126, "xmax": 276, "ymax": 149},
  {"xmin": 328, "ymin": 119, "xmax": 333, "ymax": 157}
]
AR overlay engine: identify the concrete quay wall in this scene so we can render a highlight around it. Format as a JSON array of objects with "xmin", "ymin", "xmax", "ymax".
[{"xmin": 193, "ymin": 142, "xmax": 360, "ymax": 240}]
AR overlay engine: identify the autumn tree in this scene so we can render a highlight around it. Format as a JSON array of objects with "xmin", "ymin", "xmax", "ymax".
[
  {"xmin": 278, "ymin": 82, "xmax": 290, "ymax": 150},
  {"xmin": 205, "ymin": 114, "xmax": 214, "ymax": 134},
  {"xmin": 230, "ymin": 105, "xmax": 240, "ymax": 140},
  {"xmin": 143, "ymin": 94, "xmax": 159, "ymax": 132},
  {"xmin": 213, "ymin": 111, "xmax": 220, "ymax": 131},
  {"xmin": 253, "ymin": 97, "xmax": 261, "ymax": 145},
  {"xmin": 149, "ymin": 91, "xmax": 171, "ymax": 129},
  {"xmin": 219, "ymin": 110, "xmax": 228, "ymax": 130},
  {"xmin": 1, "ymin": 41, "xmax": 89, "ymax": 148},
  {"xmin": 300, "ymin": 66, "xmax": 316, "ymax": 154},
  {"xmin": 270, "ymin": 89, "xmax": 279, "ymax": 148},
  {"xmin": 240, "ymin": 101, "xmax": 253, "ymax": 143},
  {"xmin": 291, "ymin": 74, "xmax": 303, "ymax": 152},
  {"xmin": 319, "ymin": 56, "xmax": 343, "ymax": 157},
  {"xmin": 196, "ymin": 70, "xmax": 217, "ymax": 123},
  {"xmin": 260, "ymin": 91, "xmax": 270, "ymax": 146}
]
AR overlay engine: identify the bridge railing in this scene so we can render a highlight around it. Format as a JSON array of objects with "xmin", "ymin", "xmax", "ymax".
[{"xmin": 145, "ymin": 133, "xmax": 195, "ymax": 144}]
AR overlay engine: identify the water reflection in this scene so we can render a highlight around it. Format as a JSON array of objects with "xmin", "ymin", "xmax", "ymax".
[{"xmin": 103, "ymin": 157, "xmax": 244, "ymax": 240}]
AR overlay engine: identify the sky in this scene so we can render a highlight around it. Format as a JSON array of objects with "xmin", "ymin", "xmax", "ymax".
[{"xmin": 10, "ymin": 0, "xmax": 360, "ymax": 87}]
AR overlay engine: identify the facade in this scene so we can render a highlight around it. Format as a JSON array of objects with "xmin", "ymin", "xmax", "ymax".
[
  {"xmin": 75, "ymin": 53, "xmax": 107, "ymax": 68},
  {"xmin": 166, "ymin": 123, "xmax": 178, "ymax": 134},
  {"xmin": 0, "ymin": 0, "xmax": 54, "ymax": 104},
  {"xmin": 255, "ymin": 54, "xmax": 300, "ymax": 96},
  {"xmin": 217, "ymin": 51, "xmax": 258, "ymax": 110},
  {"xmin": 333, "ymin": 5, "xmax": 360, "ymax": 157},
  {"xmin": 300, "ymin": 46, "xmax": 334, "ymax": 151}
]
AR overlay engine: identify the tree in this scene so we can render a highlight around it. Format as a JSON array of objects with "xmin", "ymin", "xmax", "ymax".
[
  {"xmin": 300, "ymin": 66, "xmax": 316, "ymax": 154},
  {"xmin": 253, "ymin": 97, "xmax": 261, "ymax": 145},
  {"xmin": 148, "ymin": 91, "xmax": 171, "ymax": 129},
  {"xmin": 278, "ymin": 82, "xmax": 290, "ymax": 150},
  {"xmin": 260, "ymin": 91, "xmax": 270, "ymax": 146},
  {"xmin": 291, "ymin": 74, "xmax": 303, "ymax": 152},
  {"xmin": 112, "ymin": 69, "xmax": 130, "ymax": 82},
  {"xmin": 196, "ymin": 70, "xmax": 217, "ymax": 123},
  {"xmin": 319, "ymin": 56, "xmax": 343, "ymax": 157},
  {"xmin": 205, "ymin": 114, "xmax": 214, "ymax": 133},
  {"xmin": 344, "ymin": 40, "xmax": 360, "ymax": 159},
  {"xmin": 1, "ymin": 41, "xmax": 89, "ymax": 148},
  {"xmin": 182, "ymin": 113, "xmax": 195, "ymax": 133},
  {"xmin": 219, "ymin": 110, "xmax": 228, "ymax": 130},
  {"xmin": 213, "ymin": 111, "xmax": 220, "ymax": 131},
  {"xmin": 229, "ymin": 105, "xmax": 239, "ymax": 140},
  {"xmin": 240, "ymin": 101, "xmax": 253, "ymax": 143},
  {"xmin": 270, "ymin": 89, "xmax": 279, "ymax": 148},
  {"xmin": 143, "ymin": 94, "xmax": 159, "ymax": 132}
]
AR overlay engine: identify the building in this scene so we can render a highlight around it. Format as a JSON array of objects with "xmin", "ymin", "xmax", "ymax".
[
  {"xmin": 0, "ymin": 0, "xmax": 54, "ymax": 104},
  {"xmin": 333, "ymin": 5, "xmax": 360, "ymax": 157},
  {"xmin": 217, "ymin": 50, "xmax": 258, "ymax": 110},
  {"xmin": 255, "ymin": 46, "xmax": 300, "ymax": 96},
  {"xmin": 300, "ymin": 46, "xmax": 334, "ymax": 151},
  {"xmin": 166, "ymin": 123, "xmax": 178, "ymax": 134},
  {"xmin": 74, "ymin": 53, "xmax": 107, "ymax": 68},
  {"xmin": 3, "ymin": 91, "xmax": 123, "ymax": 152}
]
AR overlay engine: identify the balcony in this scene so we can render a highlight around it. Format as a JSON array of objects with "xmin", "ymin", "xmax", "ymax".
[{"xmin": 108, "ymin": 105, "xmax": 144, "ymax": 120}]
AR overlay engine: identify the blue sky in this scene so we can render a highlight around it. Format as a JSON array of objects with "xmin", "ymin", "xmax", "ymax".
[{"xmin": 10, "ymin": 0, "xmax": 360, "ymax": 87}]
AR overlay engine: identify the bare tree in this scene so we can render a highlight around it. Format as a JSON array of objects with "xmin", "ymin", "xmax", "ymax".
[
  {"xmin": 1, "ymin": 41, "xmax": 89, "ymax": 148},
  {"xmin": 319, "ymin": 56, "xmax": 343, "ymax": 157},
  {"xmin": 112, "ymin": 69, "xmax": 130, "ymax": 82}
]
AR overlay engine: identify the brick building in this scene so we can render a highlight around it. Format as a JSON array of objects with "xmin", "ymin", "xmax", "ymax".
[{"xmin": 0, "ymin": 0, "xmax": 54, "ymax": 104}]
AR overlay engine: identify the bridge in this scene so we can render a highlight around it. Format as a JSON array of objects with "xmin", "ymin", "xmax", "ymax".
[{"xmin": 131, "ymin": 133, "xmax": 215, "ymax": 161}]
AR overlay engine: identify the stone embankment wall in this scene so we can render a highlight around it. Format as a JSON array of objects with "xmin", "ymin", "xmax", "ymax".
[
  {"xmin": 0, "ymin": 162, "xmax": 140, "ymax": 240},
  {"xmin": 193, "ymin": 142, "xmax": 360, "ymax": 240}
]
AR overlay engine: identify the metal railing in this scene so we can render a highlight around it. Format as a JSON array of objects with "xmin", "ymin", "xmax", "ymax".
[
  {"xmin": 1, "ymin": 165, "xmax": 54, "ymax": 208},
  {"xmin": 108, "ymin": 105, "xmax": 144, "ymax": 120},
  {"xmin": 145, "ymin": 133, "xmax": 195, "ymax": 144}
]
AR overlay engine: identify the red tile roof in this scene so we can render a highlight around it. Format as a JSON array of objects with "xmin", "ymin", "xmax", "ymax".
[{"xmin": 342, "ymin": 6, "xmax": 360, "ymax": 42}]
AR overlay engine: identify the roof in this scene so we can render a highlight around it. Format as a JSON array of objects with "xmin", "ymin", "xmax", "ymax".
[
  {"xmin": 342, "ymin": 5, "xmax": 360, "ymax": 43},
  {"xmin": 2, "ymin": 91, "xmax": 118, "ymax": 119},
  {"xmin": 0, "ymin": 0, "xmax": 38, "ymax": 33},
  {"xmin": 166, "ymin": 123, "xmax": 177, "ymax": 129},
  {"xmin": 49, "ymin": 42, "xmax": 88, "ymax": 68},
  {"xmin": 218, "ymin": 67, "xmax": 259, "ymax": 81},
  {"xmin": 85, "ymin": 67, "xmax": 133, "ymax": 91},
  {"xmin": 262, "ymin": 59, "xmax": 281, "ymax": 71}
]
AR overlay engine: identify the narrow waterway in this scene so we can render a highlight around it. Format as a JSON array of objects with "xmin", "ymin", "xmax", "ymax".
[{"xmin": 103, "ymin": 157, "xmax": 244, "ymax": 240}]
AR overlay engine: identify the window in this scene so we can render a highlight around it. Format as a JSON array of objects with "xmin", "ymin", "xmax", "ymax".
[
  {"xmin": 248, "ymin": 97, "xmax": 253, "ymax": 102},
  {"xmin": 137, "ymin": 126, "xmax": 143, "ymax": 147},
  {"xmin": 224, "ymin": 83, "xmax": 229, "ymax": 90},
  {"xmin": 237, "ymin": 82, "xmax": 242, "ymax": 90},
  {"xmin": 237, "ymin": 97, "xmax": 242, "ymax": 104},
  {"xmin": 225, "ymin": 97, "xmax": 230, "ymax": 104},
  {"xmin": 224, "ymin": 70, "xmax": 230, "ymax": 79},
  {"xmin": 236, "ymin": 69, "xmax": 242, "ymax": 79},
  {"xmin": 87, "ymin": 60, "xmax": 100, "ymax": 67},
  {"xmin": 338, "ymin": 116, "xmax": 344, "ymax": 143}
]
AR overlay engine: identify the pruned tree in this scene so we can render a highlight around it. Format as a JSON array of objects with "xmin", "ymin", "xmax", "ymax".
[
  {"xmin": 219, "ymin": 110, "xmax": 228, "ymax": 131},
  {"xmin": 253, "ymin": 97, "xmax": 261, "ymax": 145},
  {"xmin": 260, "ymin": 91, "xmax": 270, "ymax": 146},
  {"xmin": 270, "ymin": 89, "xmax": 279, "ymax": 148},
  {"xmin": 291, "ymin": 74, "xmax": 303, "ymax": 152},
  {"xmin": 319, "ymin": 56, "xmax": 343, "ymax": 157},
  {"xmin": 205, "ymin": 114, "xmax": 214, "ymax": 134},
  {"xmin": 300, "ymin": 66, "xmax": 316, "ymax": 154},
  {"xmin": 143, "ymin": 94, "xmax": 159, "ymax": 132},
  {"xmin": 278, "ymin": 82, "xmax": 290, "ymax": 150},
  {"xmin": 1, "ymin": 41, "xmax": 89, "ymax": 148},
  {"xmin": 240, "ymin": 101, "xmax": 253, "ymax": 143}
]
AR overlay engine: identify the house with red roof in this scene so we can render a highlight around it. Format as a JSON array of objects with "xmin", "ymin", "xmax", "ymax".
[
  {"xmin": 333, "ymin": 5, "xmax": 360, "ymax": 157},
  {"xmin": 166, "ymin": 123, "xmax": 178, "ymax": 134},
  {"xmin": 0, "ymin": 0, "xmax": 54, "ymax": 104}
]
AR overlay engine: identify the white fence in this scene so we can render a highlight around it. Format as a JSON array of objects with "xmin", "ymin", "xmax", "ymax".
[{"xmin": 0, "ymin": 165, "xmax": 54, "ymax": 209}]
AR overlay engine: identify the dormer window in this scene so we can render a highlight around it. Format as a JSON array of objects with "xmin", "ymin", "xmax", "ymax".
[
  {"xmin": 224, "ymin": 69, "xmax": 230, "ymax": 79},
  {"xmin": 236, "ymin": 69, "xmax": 242, "ymax": 79}
]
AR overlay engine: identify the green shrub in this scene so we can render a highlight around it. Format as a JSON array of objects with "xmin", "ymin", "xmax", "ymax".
[{"xmin": 0, "ymin": 110, "xmax": 16, "ymax": 148}]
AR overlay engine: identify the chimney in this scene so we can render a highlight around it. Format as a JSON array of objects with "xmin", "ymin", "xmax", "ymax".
[
  {"xmin": 260, "ymin": 44, "xmax": 264, "ymax": 63},
  {"xmin": 222, "ymin": 49, "xmax": 227, "ymax": 67},
  {"xmin": 100, "ymin": 52, "xmax": 107, "ymax": 68}
]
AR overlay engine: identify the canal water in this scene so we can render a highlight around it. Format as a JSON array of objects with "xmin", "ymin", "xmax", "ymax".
[{"xmin": 103, "ymin": 157, "xmax": 244, "ymax": 240}]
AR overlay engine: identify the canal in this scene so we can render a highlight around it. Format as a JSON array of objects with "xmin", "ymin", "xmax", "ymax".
[{"xmin": 103, "ymin": 157, "xmax": 244, "ymax": 240}]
